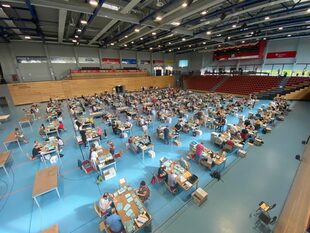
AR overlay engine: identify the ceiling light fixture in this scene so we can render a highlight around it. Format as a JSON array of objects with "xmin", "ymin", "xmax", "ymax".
[
  {"xmin": 80, "ymin": 19, "xmax": 87, "ymax": 25},
  {"xmin": 89, "ymin": 0, "xmax": 98, "ymax": 7},
  {"xmin": 102, "ymin": 3, "xmax": 120, "ymax": 11},
  {"xmin": 307, "ymin": 8, "xmax": 310, "ymax": 13},
  {"xmin": 77, "ymin": 29, "xmax": 82, "ymax": 32},
  {"xmin": 140, "ymin": 37, "xmax": 143, "ymax": 40},
  {"xmin": 152, "ymin": 32, "xmax": 156, "ymax": 35},
  {"xmin": 124, "ymin": 44, "xmax": 127, "ymax": 47},
  {"xmin": 125, "ymin": 35, "xmax": 128, "ymax": 38},
  {"xmin": 1, "ymin": 4, "xmax": 11, "ymax": 8},
  {"xmin": 242, "ymin": 40, "xmax": 245, "ymax": 43},
  {"xmin": 110, "ymin": 43, "xmax": 114, "ymax": 46},
  {"xmin": 182, "ymin": 38, "xmax": 186, "ymax": 41},
  {"xmin": 178, "ymin": 47, "xmax": 180, "ymax": 50},
  {"xmin": 134, "ymin": 28, "xmax": 140, "ymax": 32},
  {"xmin": 278, "ymin": 27, "xmax": 283, "ymax": 30},
  {"xmin": 232, "ymin": 24, "xmax": 237, "ymax": 28},
  {"xmin": 182, "ymin": 2, "xmax": 187, "ymax": 7},
  {"xmin": 169, "ymin": 49, "xmax": 172, "ymax": 52},
  {"xmin": 72, "ymin": 39, "xmax": 77, "ymax": 43},
  {"xmin": 287, "ymin": 34, "xmax": 291, "ymax": 37},
  {"xmin": 75, "ymin": 35, "xmax": 79, "ymax": 38},
  {"xmin": 201, "ymin": 10, "xmax": 207, "ymax": 15},
  {"xmin": 203, "ymin": 41, "xmax": 206, "ymax": 44},
  {"xmin": 171, "ymin": 22, "xmax": 181, "ymax": 26},
  {"xmin": 227, "ymin": 36, "xmax": 231, "ymax": 40},
  {"xmin": 206, "ymin": 31, "xmax": 211, "ymax": 35},
  {"xmin": 25, "ymin": 36, "xmax": 31, "ymax": 40},
  {"xmin": 168, "ymin": 42, "xmax": 171, "ymax": 45},
  {"xmin": 155, "ymin": 16, "xmax": 162, "ymax": 21},
  {"xmin": 131, "ymin": 41, "xmax": 134, "ymax": 44},
  {"xmin": 263, "ymin": 37, "xmax": 266, "ymax": 40},
  {"xmin": 150, "ymin": 47, "xmax": 153, "ymax": 50},
  {"xmin": 265, "ymin": 16, "xmax": 270, "ymax": 20}
]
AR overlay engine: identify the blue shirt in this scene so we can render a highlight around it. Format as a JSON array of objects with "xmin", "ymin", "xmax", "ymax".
[{"xmin": 106, "ymin": 214, "xmax": 123, "ymax": 232}]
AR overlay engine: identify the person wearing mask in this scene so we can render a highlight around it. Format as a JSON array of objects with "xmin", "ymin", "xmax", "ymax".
[
  {"xmin": 136, "ymin": 180, "xmax": 150, "ymax": 203},
  {"xmin": 29, "ymin": 141, "xmax": 41, "ymax": 160},
  {"xmin": 98, "ymin": 193, "xmax": 113, "ymax": 215},
  {"xmin": 14, "ymin": 128, "xmax": 28, "ymax": 144},
  {"xmin": 167, "ymin": 173, "xmax": 178, "ymax": 193},
  {"xmin": 39, "ymin": 124, "xmax": 46, "ymax": 137}
]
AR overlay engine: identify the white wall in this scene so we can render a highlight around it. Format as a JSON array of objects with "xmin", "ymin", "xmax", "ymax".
[{"xmin": 0, "ymin": 41, "xmax": 175, "ymax": 82}]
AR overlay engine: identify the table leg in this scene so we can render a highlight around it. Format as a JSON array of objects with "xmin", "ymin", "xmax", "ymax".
[
  {"xmin": 114, "ymin": 163, "xmax": 117, "ymax": 171},
  {"xmin": 142, "ymin": 150, "xmax": 144, "ymax": 160},
  {"xmin": 3, "ymin": 166, "xmax": 9, "ymax": 177},
  {"xmin": 4, "ymin": 143, "xmax": 8, "ymax": 151},
  {"xmin": 29, "ymin": 122, "xmax": 33, "ymax": 131},
  {"xmin": 33, "ymin": 197, "xmax": 40, "ymax": 208},
  {"xmin": 19, "ymin": 122, "xmax": 23, "ymax": 130},
  {"xmin": 17, "ymin": 141, "xmax": 23, "ymax": 152},
  {"xmin": 55, "ymin": 188, "xmax": 60, "ymax": 199}
]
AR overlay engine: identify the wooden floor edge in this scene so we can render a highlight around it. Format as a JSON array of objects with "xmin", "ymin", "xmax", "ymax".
[{"xmin": 274, "ymin": 142, "xmax": 310, "ymax": 233}]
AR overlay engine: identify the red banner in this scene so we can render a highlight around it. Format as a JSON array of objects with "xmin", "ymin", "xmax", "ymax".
[
  {"xmin": 153, "ymin": 60, "xmax": 164, "ymax": 65},
  {"xmin": 101, "ymin": 58, "xmax": 120, "ymax": 64},
  {"xmin": 266, "ymin": 51, "xmax": 297, "ymax": 59},
  {"xmin": 71, "ymin": 70, "xmax": 141, "ymax": 73}
]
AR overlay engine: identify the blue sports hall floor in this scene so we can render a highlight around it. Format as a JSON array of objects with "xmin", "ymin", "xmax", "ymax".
[{"xmin": 0, "ymin": 93, "xmax": 309, "ymax": 233}]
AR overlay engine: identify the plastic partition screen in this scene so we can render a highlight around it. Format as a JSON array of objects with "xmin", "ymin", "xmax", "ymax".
[{"xmin": 179, "ymin": 60, "xmax": 188, "ymax": 68}]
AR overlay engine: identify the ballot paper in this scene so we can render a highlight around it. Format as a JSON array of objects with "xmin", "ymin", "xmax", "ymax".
[
  {"xmin": 124, "ymin": 203, "xmax": 131, "ymax": 211},
  {"xmin": 127, "ymin": 197, "xmax": 133, "ymax": 202}
]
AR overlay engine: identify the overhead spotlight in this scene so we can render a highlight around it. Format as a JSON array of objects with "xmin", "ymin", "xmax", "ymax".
[
  {"xmin": 1, "ymin": 4, "xmax": 11, "ymax": 7},
  {"xmin": 242, "ymin": 40, "xmax": 245, "ymax": 43},
  {"xmin": 89, "ymin": 0, "xmax": 98, "ymax": 7},
  {"xmin": 25, "ymin": 36, "xmax": 31, "ymax": 40},
  {"xmin": 158, "ymin": 45, "xmax": 161, "ymax": 48},
  {"xmin": 152, "ymin": 32, "xmax": 156, "ymax": 35},
  {"xmin": 168, "ymin": 42, "xmax": 171, "ymax": 45},
  {"xmin": 307, "ymin": 9, "xmax": 310, "ymax": 13},
  {"xmin": 150, "ymin": 47, "xmax": 153, "ymax": 50},
  {"xmin": 206, "ymin": 31, "xmax": 211, "ymax": 35},
  {"xmin": 182, "ymin": 38, "xmax": 186, "ymax": 41},
  {"xmin": 155, "ymin": 16, "xmax": 162, "ymax": 21},
  {"xmin": 125, "ymin": 35, "xmax": 128, "ymax": 38},
  {"xmin": 189, "ymin": 45, "xmax": 192, "ymax": 47},
  {"xmin": 178, "ymin": 47, "xmax": 180, "ymax": 50},
  {"xmin": 217, "ymin": 34, "xmax": 221, "ymax": 37},
  {"xmin": 182, "ymin": 2, "xmax": 187, "ymax": 7},
  {"xmin": 134, "ymin": 28, "xmax": 140, "ymax": 32},
  {"xmin": 287, "ymin": 34, "xmax": 291, "ymax": 37},
  {"xmin": 75, "ymin": 35, "xmax": 79, "ymax": 38},
  {"xmin": 140, "ymin": 37, "xmax": 143, "ymax": 40},
  {"xmin": 77, "ymin": 28, "xmax": 82, "ymax": 32},
  {"xmin": 218, "ymin": 45, "xmax": 221, "ymax": 47},
  {"xmin": 263, "ymin": 37, "xmax": 266, "ymax": 40},
  {"xmin": 203, "ymin": 41, "xmax": 206, "ymax": 44},
  {"xmin": 265, "ymin": 16, "xmax": 270, "ymax": 20},
  {"xmin": 72, "ymin": 39, "xmax": 77, "ymax": 43},
  {"xmin": 80, "ymin": 19, "xmax": 87, "ymax": 25},
  {"xmin": 171, "ymin": 22, "xmax": 181, "ymax": 26},
  {"xmin": 131, "ymin": 41, "xmax": 134, "ymax": 44},
  {"xmin": 232, "ymin": 24, "xmax": 237, "ymax": 28},
  {"xmin": 201, "ymin": 10, "xmax": 207, "ymax": 15},
  {"xmin": 110, "ymin": 43, "xmax": 114, "ymax": 45},
  {"xmin": 169, "ymin": 49, "xmax": 172, "ymax": 52},
  {"xmin": 278, "ymin": 27, "xmax": 283, "ymax": 30},
  {"xmin": 227, "ymin": 36, "xmax": 231, "ymax": 40}
]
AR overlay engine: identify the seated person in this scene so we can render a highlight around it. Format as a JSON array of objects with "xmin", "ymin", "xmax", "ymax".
[
  {"xmin": 14, "ymin": 128, "xmax": 28, "ymax": 143},
  {"xmin": 106, "ymin": 208, "xmax": 124, "ymax": 233},
  {"xmin": 167, "ymin": 173, "xmax": 178, "ymax": 193},
  {"xmin": 58, "ymin": 121, "xmax": 65, "ymax": 132},
  {"xmin": 174, "ymin": 121, "xmax": 182, "ymax": 132},
  {"xmin": 136, "ymin": 180, "xmax": 150, "ymax": 203},
  {"xmin": 39, "ymin": 124, "xmax": 46, "ymax": 137},
  {"xmin": 98, "ymin": 193, "xmax": 113, "ymax": 215},
  {"xmin": 29, "ymin": 141, "xmax": 41, "ymax": 160},
  {"xmin": 195, "ymin": 142, "xmax": 206, "ymax": 158},
  {"xmin": 157, "ymin": 165, "xmax": 167, "ymax": 181}
]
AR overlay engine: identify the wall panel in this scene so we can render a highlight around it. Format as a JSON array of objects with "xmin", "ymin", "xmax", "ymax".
[{"xmin": 8, "ymin": 76, "xmax": 175, "ymax": 105}]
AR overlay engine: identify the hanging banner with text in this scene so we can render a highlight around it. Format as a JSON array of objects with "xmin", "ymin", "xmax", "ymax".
[
  {"xmin": 102, "ymin": 58, "xmax": 120, "ymax": 64},
  {"xmin": 266, "ymin": 51, "xmax": 297, "ymax": 59},
  {"xmin": 153, "ymin": 60, "xmax": 164, "ymax": 65},
  {"xmin": 122, "ymin": 58, "xmax": 137, "ymax": 64}
]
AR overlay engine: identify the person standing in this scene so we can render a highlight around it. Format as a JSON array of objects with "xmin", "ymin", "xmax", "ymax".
[{"xmin": 163, "ymin": 126, "xmax": 170, "ymax": 144}]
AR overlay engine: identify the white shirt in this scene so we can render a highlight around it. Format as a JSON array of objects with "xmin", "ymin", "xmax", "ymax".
[
  {"xmin": 98, "ymin": 197, "xmax": 111, "ymax": 212},
  {"xmin": 91, "ymin": 151, "xmax": 98, "ymax": 163}
]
